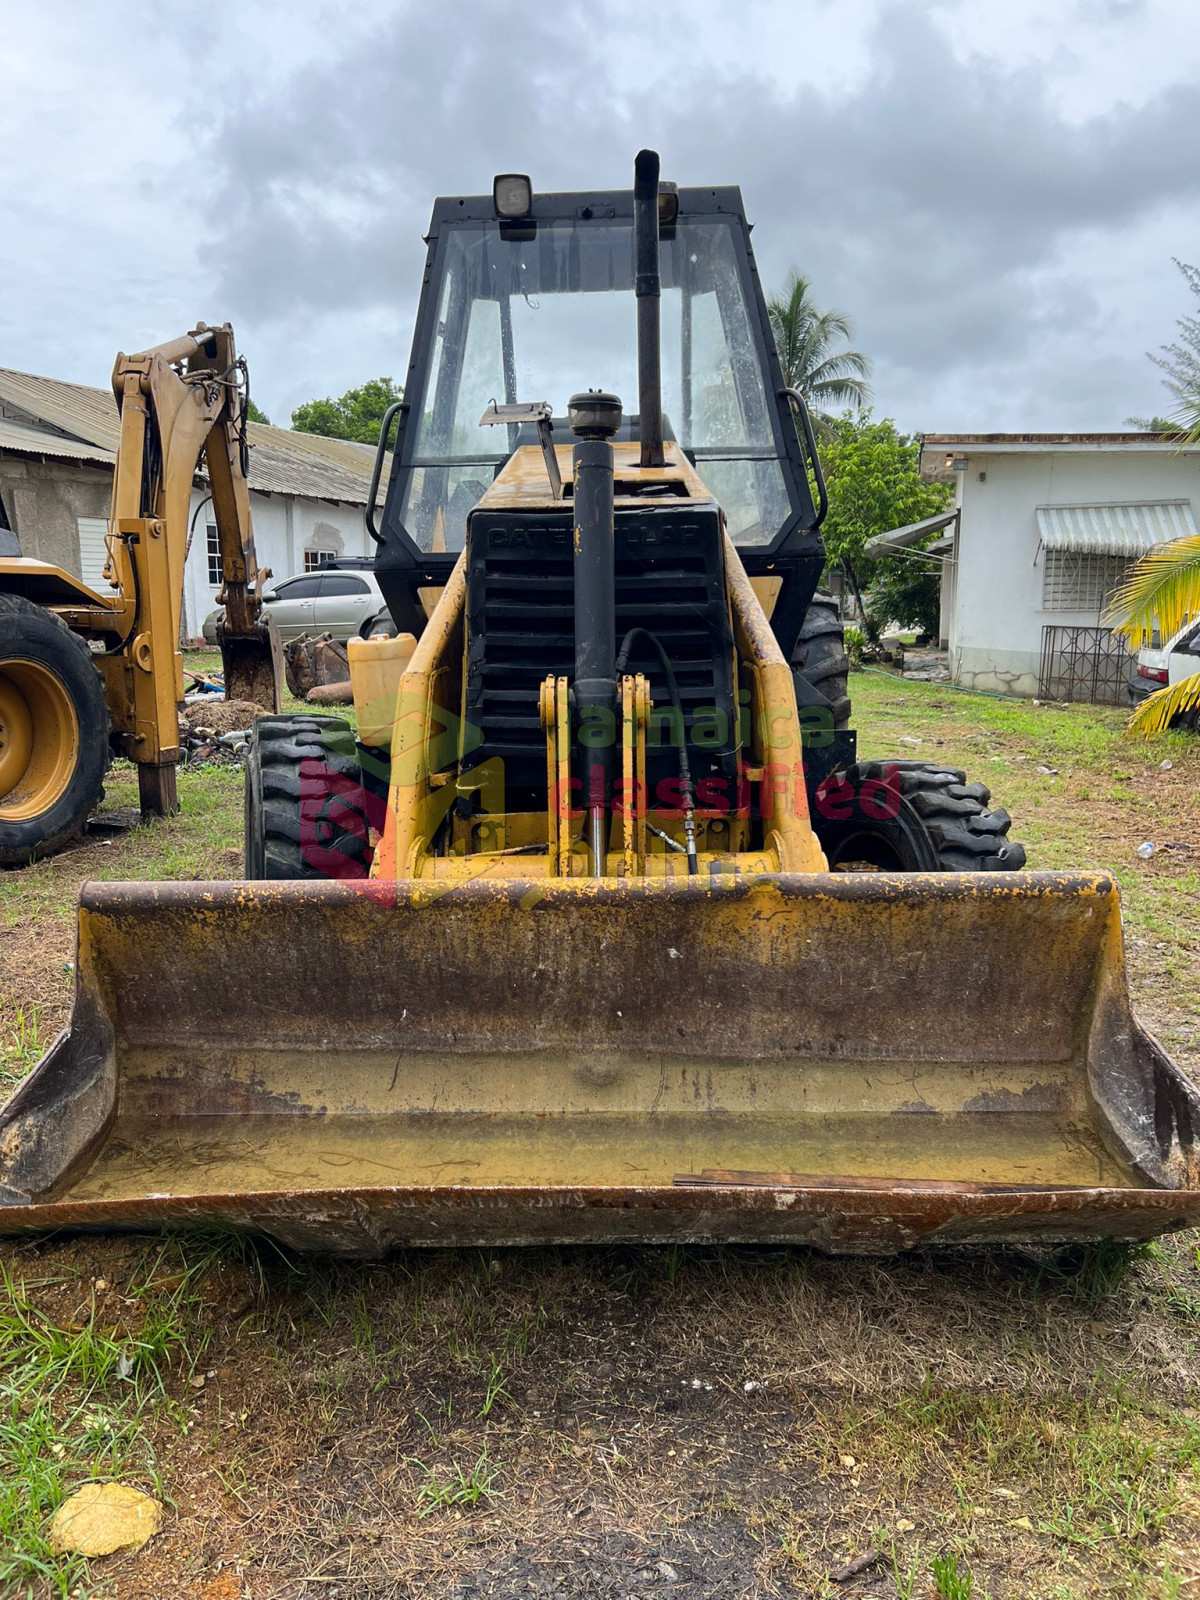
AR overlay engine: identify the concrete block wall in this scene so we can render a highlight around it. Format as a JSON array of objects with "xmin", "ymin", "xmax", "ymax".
[{"xmin": 0, "ymin": 457, "xmax": 111, "ymax": 572}]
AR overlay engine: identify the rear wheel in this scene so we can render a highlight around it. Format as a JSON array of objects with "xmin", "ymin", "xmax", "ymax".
[
  {"xmin": 0, "ymin": 594, "xmax": 109, "ymax": 867},
  {"xmin": 812, "ymin": 758, "xmax": 1027, "ymax": 872},
  {"xmin": 792, "ymin": 591, "xmax": 851, "ymax": 730},
  {"xmin": 244, "ymin": 714, "xmax": 375, "ymax": 880},
  {"xmin": 358, "ymin": 610, "xmax": 399, "ymax": 640}
]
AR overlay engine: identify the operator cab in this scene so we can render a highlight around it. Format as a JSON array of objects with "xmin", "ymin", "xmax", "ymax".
[{"xmin": 373, "ymin": 177, "xmax": 825, "ymax": 653}]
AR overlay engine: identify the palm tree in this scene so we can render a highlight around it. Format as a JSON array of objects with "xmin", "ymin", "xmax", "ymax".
[
  {"xmin": 766, "ymin": 272, "xmax": 872, "ymax": 426},
  {"xmin": 1108, "ymin": 534, "xmax": 1200, "ymax": 734}
]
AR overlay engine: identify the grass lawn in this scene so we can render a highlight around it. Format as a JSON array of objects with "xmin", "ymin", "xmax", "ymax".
[{"xmin": 1, "ymin": 671, "xmax": 1199, "ymax": 1598}]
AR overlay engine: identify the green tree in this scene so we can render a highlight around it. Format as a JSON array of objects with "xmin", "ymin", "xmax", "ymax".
[
  {"xmin": 1125, "ymin": 414, "xmax": 1183, "ymax": 434},
  {"xmin": 819, "ymin": 413, "xmax": 951, "ymax": 569},
  {"xmin": 245, "ymin": 398, "xmax": 271, "ymax": 425},
  {"xmin": 766, "ymin": 271, "xmax": 872, "ymax": 429},
  {"xmin": 291, "ymin": 377, "xmax": 404, "ymax": 444},
  {"xmin": 819, "ymin": 413, "xmax": 952, "ymax": 641},
  {"xmin": 1128, "ymin": 259, "xmax": 1200, "ymax": 442},
  {"xmin": 865, "ymin": 550, "xmax": 942, "ymax": 639}
]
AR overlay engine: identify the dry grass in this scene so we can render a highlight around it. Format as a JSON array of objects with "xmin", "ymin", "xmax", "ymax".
[
  {"xmin": 4, "ymin": 1234, "xmax": 1200, "ymax": 1598},
  {"xmin": 1, "ymin": 670, "xmax": 1199, "ymax": 1597}
]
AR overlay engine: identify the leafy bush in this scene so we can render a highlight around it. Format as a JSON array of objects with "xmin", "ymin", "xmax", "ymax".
[{"xmin": 843, "ymin": 624, "xmax": 866, "ymax": 669}]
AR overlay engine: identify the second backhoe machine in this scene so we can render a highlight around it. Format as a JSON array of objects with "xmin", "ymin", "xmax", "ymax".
[
  {"xmin": 2, "ymin": 155, "xmax": 1198, "ymax": 1256},
  {"xmin": 0, "ymin": 324, "xmax": 280, "ymax": 865}
]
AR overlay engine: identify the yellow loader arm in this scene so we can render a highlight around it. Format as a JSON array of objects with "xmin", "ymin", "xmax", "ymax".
[{"xmin": 49, "ymin": 323, "xmax": 281, "ymax": 816}]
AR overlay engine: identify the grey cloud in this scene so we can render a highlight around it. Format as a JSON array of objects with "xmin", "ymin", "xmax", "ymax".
[
  {"xmin": 1074, "ymin": 0, "xmax": 1148, "ymax": 21},
  {"xmin": 197, "ymin": 0, "xmax": 1199, "ymax": 429}
]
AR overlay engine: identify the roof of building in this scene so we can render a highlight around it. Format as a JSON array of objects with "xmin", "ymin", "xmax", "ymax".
[
  {"xmin": 0, "ymin": 415, "xmax": 115, "ymax": 465},
  {"xmin": 0, "ymin": 366, "xmax": 382, "ymax": 505},
  {"xmin": 922, "ymin": 431, "xmax": 1199, "ymax": 454}
]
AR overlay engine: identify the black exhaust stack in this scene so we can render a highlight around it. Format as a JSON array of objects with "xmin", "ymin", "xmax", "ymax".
[
  {"xmin": 568, "ymin": 391, "xmax": 623, "ymax": 876},
  {"xmin": 634, "ymin": 149, "xmax": 664, "ymax": 469}
]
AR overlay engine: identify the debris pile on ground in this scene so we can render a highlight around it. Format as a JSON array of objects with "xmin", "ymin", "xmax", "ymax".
[
  {"xmin": 284, "ymin": 633, "xmax": 349, "ymax": 700},
  {"xmin": 859, "ymin": 638, "xmax": 905, "ymax": 669},
  {"xmin": 852, "ymin": 636, "xmax": 951, "ymax": 681},
  {"xmin": 179, "ymin": 698, "xmax": 261, "ymax": 765},
  {"xmin": 181, "ymin": 700, "xmax": 262, "ymax": 736}
]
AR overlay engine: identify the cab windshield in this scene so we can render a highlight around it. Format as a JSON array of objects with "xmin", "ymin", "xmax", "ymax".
[{"xmin": 396, "ymin": 215, "xmax": 799, "ymax": 552}]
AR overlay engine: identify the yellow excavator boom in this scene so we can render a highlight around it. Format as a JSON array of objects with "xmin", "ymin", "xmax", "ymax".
[{"xmin": 0, "ymin": 322, "xmax": 280, "ymax": 858}]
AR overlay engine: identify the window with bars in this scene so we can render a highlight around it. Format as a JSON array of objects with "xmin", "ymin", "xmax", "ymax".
[
  {"xmin": 206, "ymin": 524, "xmax": 221, "ymax": 587},
  {"xmin": 1041, "ymin": 550, "xmax": 1132, "ymax": 613},
  {"xmin": 304, "ymin": 548, "xmax": 338, "ymax": 573}
]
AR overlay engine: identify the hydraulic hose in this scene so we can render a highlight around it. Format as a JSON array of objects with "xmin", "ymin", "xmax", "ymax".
[{"xmin": 616, "ymin": 625, "xmax": 698, "ymax": 875}]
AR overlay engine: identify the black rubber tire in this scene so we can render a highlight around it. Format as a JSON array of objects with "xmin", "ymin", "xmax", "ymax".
[
  {"xmin": 0, "ymin": 593, "xmax": 109, "ymax": 868},
  {"xmin": 244, "ymin": 714, "xmax": 373, "ymax": 880},
  {"xmin": 791, "ymin": 590, "xmax": 851, "ymax": 730},
  {"xmin": 357, "ymin": 610, "xmax": 399, "ymax": 640},
  {"xmin": 812, "ymin": 758, "xmax": 1027, "ymax": 872}
]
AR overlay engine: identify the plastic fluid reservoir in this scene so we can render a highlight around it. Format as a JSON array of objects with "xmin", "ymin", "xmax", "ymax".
[{"xmin": 347, "ymin": 632, "xmax": 417, "ymax": 748}]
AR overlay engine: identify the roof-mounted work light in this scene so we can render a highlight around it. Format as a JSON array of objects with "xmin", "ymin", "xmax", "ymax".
[{"xmin": 493, "ymin": 174, "xmax": 533, "ymax": 219}]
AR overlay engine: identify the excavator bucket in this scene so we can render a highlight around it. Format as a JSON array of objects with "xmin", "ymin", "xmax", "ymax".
[
  {"xmin": 2, "ymin": 871, "xmax": 1198, "ymax": 1257},
  {"xmin": 218, "ymin": 615, "xmax": 284, "ymax": 712}
]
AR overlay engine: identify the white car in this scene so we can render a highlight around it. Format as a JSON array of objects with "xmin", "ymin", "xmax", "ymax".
[
  {"xmin": 202, "ymin": 567, "xmax": 390, "ymax": 644},
  {"xmin": 1127, "ymin": 616, "xmax": 1200, "ymax": 729}
]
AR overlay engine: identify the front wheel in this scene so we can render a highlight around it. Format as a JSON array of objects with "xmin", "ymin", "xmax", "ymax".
[
  {"xmin": 244, "ymin": 714, "xmax": 377, "ymax": 879},
  {"xmin": 0, "ymin": 594, "xmax": 109, "ymax": 867},
  {"xmin": 811, "ymin": 759, "xmax": 1026, "ymax": 872}
]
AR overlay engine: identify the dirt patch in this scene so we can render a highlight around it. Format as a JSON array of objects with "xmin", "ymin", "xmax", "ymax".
[
  {"xmin": 6, "ymin": 1237, "xmax": 1200, "ymax": 1599},
  {"xmin": 180, "ymin": 700, "xmax": 264, "ymax": 736}
]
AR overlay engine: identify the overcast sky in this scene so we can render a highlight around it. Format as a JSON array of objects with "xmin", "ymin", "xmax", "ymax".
[{"xmin": 2, "ymin": 0, "xmax": 1197, "ymax": 434}]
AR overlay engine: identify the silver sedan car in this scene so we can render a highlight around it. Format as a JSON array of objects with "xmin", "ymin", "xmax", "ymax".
[{"xmin": 202, "ymin": 569, "xmax": 390, "ymax": 645}]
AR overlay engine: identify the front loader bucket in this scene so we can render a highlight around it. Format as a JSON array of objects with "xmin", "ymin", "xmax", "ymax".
[{"xmin": 2, "ymin": 873, "xmax": 1199, "ymax": 1257}]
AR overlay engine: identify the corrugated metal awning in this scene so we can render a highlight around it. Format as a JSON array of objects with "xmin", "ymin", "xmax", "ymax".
[
  {"xmin": 1036, "ymin": 500, "xmax": 1196, "ymax": 556},
  {"xmin": 0, "ymin": 417, "xmax": 115, "ymax": 464},
  {"xmin": 862, "ymin": 508, "xmax": 958, "ymax": 559}
]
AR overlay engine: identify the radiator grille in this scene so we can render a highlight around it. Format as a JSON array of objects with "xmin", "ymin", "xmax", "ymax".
[{"xmin": 464, "ymin": 507, "xmax": 737, "ymax": 808}]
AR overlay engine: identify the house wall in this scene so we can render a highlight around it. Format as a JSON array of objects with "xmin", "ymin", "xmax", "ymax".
[
  {"xmin": 182, "ymin": 491, "xmax": 372, "ymax": 639},
  {"xmin": 949, "ymin": 449, "xmax": 1200, "ymax": 695},
  {"xmin": 0, "ymin": 455, "xmax": 112, "ymax": 571}
]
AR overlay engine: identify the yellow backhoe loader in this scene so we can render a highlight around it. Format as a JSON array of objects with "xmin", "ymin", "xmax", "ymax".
[
  {"xmin": 2, "ymin": 156, "xmax": 1198, "ymax": 1256},
  {"xmin": 0, "ymin": 324, "xmax": 280, "ymax": 866}
]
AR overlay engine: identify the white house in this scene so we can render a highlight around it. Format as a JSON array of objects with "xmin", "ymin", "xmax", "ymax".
[
  {"xmin": 915, "ymin": 433, "xmax": 1200, "ymax": 699},
  {"xmin": 0, "ymin": 366, "xmax": 381, "ymax": 639}
]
